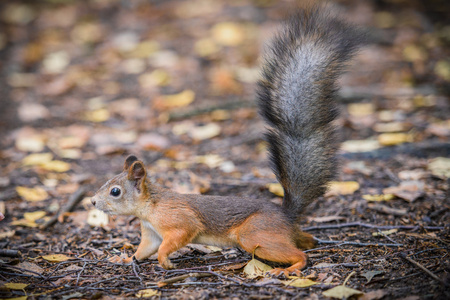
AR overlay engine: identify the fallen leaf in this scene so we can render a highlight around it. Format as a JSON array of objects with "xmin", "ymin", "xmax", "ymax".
[
  {"xmin": 322, "ymin": 285, "xmax": 363, "ymax": 299},
  {"xmin": 15, "ymin": 130, "xmax": 46, "ymax": 152},
  {"xmin": 211, "ymin": 22, "xmax": 245, "ymax": 46},
  {"xmin": 16, "ymin": 186, "xmax": 48, "ymax": 202},
  {"xmin": 42, "ymin": 254, "xmax": 71, "ymax": 262},
  {"xmin": 39, "ymin": 160, "xmax": 71, "ymax": 172},
  {"xmin": 16, "ymin": 261, "xmax": 44, "ymax": 275},
  {"xmin": 136, "ymin": 289, "xmax": 160, "ymax": 298},
  {"xmin": 155, "ymin": 90, "xmax": 195, "ymax": 109},
  {"xmin": 22, "ymin": 153, "xmax": 53, "ymax": 166},
  {"xmin": 42, "ymin": 51, "xmax": 70, "ymax": 74},
  {"xmin": 361, "ymin": 270, "xmax": 384, "ymax": 283},
  {"xmin": 398, "ymin": 169, "xmax": 426, "ymax": 181},
  {"xmin": 428, "ymin": 157, "xmax": 450, "ymax": 178},
  {"xmin": 11, "ymin": 219, "xmax": 38, "ymax": 227},
  {"xmin": 267, "ymin": 183, "xmax": 284, "ymax": 197},
  {"xmin": 373, "ymin": 122, "xmax": 410, "ymax": 133},
  {"xmin": 326, "ymin": 181, "xmax": 360, "ymax": 196},
  {"xmin": 3, "ymin": 283, "xmax": 28, "ymax": 290},
  {"xmin": 434, "ymin": 60, "xmax": 450, "ymax": 81},
  {"xmin": 383, "ymin": 181, "xmax": 425, "ymax": 202},
  {"xmin": 378, "ymin": 133, "xmax": 413, "ymax": 146},
  {"xmin": 347, "ymin": 103, "xmax": 374, "ymax": 117},
  {"xmin": 18, "ymin": 103, "xmax": 50, "ymax": 122},
  {"xmin": 362, "ymin": 194, "xmax": 395, "ymax": 202},
  {"xmin": 195, "ymin": 154, "xmax": 224, "ymax": 168},
  {"xmin": 137, "ymin": 133, "xmax": 170, "ymax": 151},
  {"xmin": 188, "ymin": 123, "xmax": 222, "ymax": 140},
  {"xmin": 84, "ymin": 109, "xmax": 110, "ymax": 123},
  {"xmin": 195, "ymin": 38, "xmax": 220, "ymax": 57},
  {"xmin": 24, "ymin": 211, "xmax": 46, "ymax": 222},
  {"xmin": 57, "ymin": 136, "xmax": 86, "ymax": 149},
  {"xmin": 87, "ymin": 209, "xmax": 109, "ymax": 227},
  {"xmin": 372, "ymin": 229, "xmax": 398, "ymax": 237},
  {"xmin": 341, "ymin": 139, "xmax": 380, "ymax": 153},
  {"xmin": 283, "ymin": 278, "xmax": 318, "ymax": 288},
  {"xmin": 243, "ymin": 258, "xmax": 273, "ymax": 278}
]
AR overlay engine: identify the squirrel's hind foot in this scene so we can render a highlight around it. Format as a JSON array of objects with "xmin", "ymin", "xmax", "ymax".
[{"xmin": 268, "ymin": 267, "xmax": 302, "ymax": 277}]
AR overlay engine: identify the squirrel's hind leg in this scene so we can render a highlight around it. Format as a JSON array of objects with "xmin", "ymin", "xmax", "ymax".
[{"xmin": 233, "ymin": 213, "xmax": 309, "ymax": 276}]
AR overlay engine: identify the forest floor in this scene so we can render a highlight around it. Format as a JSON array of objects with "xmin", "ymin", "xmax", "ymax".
[{"xmin": 0, "ymin": 0, "xmax": 449, "ymax": 299}]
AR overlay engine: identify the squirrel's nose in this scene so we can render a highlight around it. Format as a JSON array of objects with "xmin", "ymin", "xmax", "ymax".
[{"xmin": 91, "ymin": 198, "xmax": 96, "ymax": 206}]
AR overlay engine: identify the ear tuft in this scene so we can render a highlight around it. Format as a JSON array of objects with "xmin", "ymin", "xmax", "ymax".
[
  {"xmin": 124, "ymin": 155, "xmax": 139, "ymax": 171},
  {"xmin": 128, "ymin": 161, "xmax": 146, "ymax": 182}
]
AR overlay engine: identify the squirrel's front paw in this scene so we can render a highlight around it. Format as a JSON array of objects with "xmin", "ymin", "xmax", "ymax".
[{"xmin": 108, "ymin": 255, "xmax": 133, "ymax": 264}]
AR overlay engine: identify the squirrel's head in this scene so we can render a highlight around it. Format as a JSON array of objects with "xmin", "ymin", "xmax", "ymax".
[{"xmin": 91, "ymin": 155, "xmax": 148, "ymax": 215}]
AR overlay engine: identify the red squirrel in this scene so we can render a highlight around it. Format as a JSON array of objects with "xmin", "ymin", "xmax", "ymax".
[{"xmin": 91, "ymin": 4, "xmax": 363, "ymax": 276}]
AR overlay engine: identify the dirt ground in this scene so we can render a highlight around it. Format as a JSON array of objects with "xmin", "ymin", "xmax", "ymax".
[{"xmin": 0, "ymin": 0, "xmax": 449, "ymax": 299}]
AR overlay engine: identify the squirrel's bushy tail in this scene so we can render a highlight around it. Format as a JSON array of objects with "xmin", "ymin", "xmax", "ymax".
[{"xmin": 257, "ymin": 5, "xmax": 363, "ymax": 216}]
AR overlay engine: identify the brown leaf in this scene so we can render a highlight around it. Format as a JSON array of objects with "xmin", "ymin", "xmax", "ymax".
[{"xmin": 42, "ymin": 254, "xmax": 71, "ymax": 262}]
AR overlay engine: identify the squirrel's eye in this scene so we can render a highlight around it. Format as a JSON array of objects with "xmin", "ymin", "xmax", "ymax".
[{"xmin": 110, "ymin": 187, "xmax": 121, "ymax": 197}]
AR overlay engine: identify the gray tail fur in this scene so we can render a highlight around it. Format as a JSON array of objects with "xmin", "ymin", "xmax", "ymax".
[{"xmin": 257, "ymin": 4, "xmax": 364, "ymax": 216}]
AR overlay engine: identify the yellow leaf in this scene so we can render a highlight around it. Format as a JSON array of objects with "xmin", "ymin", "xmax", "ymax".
[
  {"xmin": 188, "ymin": 123, "xmax": 221, "ymax": 141},
  {"xmin": 347, "ymin": 103, "xmax": 374, "ymax": 117},
  {"xmin": 3, "ymin": 297, "xmax": 27, "ymax": 300},
  {"xmin": 57, "ymin": 136, "xmax": 86, "ymax": 149},
  {"xmin": 21, "ymin": 153, "xmax": 53, "ymax": 166},
  {"xmin": 3, "ymin": 283, "xmax": 28, "ymax": 290},
  {"xmin": 428, "ymin": 157, "xmax": 450, "ymax": 178},
  {"xmin": 24, "ymin": 211, "xmax": 46, "ymax": 222},
  {"xmin": 40, "ymin": 160, "xmax": 71, "ymax": 172},
  {"xmin": 195, "ymin": 154, "xmax": 224, "ymax": 168},
  {"xmin": 373, "ymin": 122, "xmax": 409, "ymax": 133},
  {"xmin": 378, "ymin": 133, "xmax": 413, "ymax": 146},
  {"xmin": 327, "ymin": 181, "xmax": 360, "ymax": 196},
  {"xmin": 212, "ymin": 22, "xmax": 245, "ymax": 47},
  {"xmin": 84, "ymin": 108, "xmax": 110, "ymax": 122},
  {"xmin": 362, "ymin": 194, "xmax": 395, "ymax": 202},
  {"xmin": 195, "ymin": 38, "xmax": 220, "ymax": 57},
  {"xmin": 136, "ymin": 289, "xmax": 160, "ymax": 298},
  {"xmin": 283, "ymin": 278, "xmax": 318, "ymax": 287},
  {"xmin": 341, "ymin": 139, "xmax": 380, "ymax": 153},
  {"xmin": 322, "ymin": 285, "xmax": 364, "ymax": 299},
  {"xmin": 435, "ymin": 60, "xmax": 450, "ymax": 81},
  {"xmin": 42, "ymin": 254, "xmax": 71, "ymax": 262},
  {"xmin": 243, "ymin": 258, "xmax": 273, "ymax": 278},
  {"xmin": 267, "ymin": 183, "xmax": 284, "ymax": 197},
  {"xmin": 372, "ymin": 229, "xmax": 398, "ymax": 237},
  {"xmin": 160, "ymin": 90, "xmax": 195, "ymax": 108},
  {"xmin": 11, "ymin": 218, "xmax": 38, "ymax": 227},
  {"xmin": 16, "ymin": 186, "xmax": 48, "ymax": 202}
]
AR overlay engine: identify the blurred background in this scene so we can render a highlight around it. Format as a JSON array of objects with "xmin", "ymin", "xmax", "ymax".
[{"xmin": 0, "ymin": 0, "xmax": 449, "ymax": 210}]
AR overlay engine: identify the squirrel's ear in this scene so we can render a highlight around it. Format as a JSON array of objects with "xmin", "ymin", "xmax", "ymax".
[
  {"xmin": 127, "ymin": 161, "xmax": 146, "ymax": 182},
  {"xmin": 124, "ymin": 155, "xmax": 139, "ymax": 171}
]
